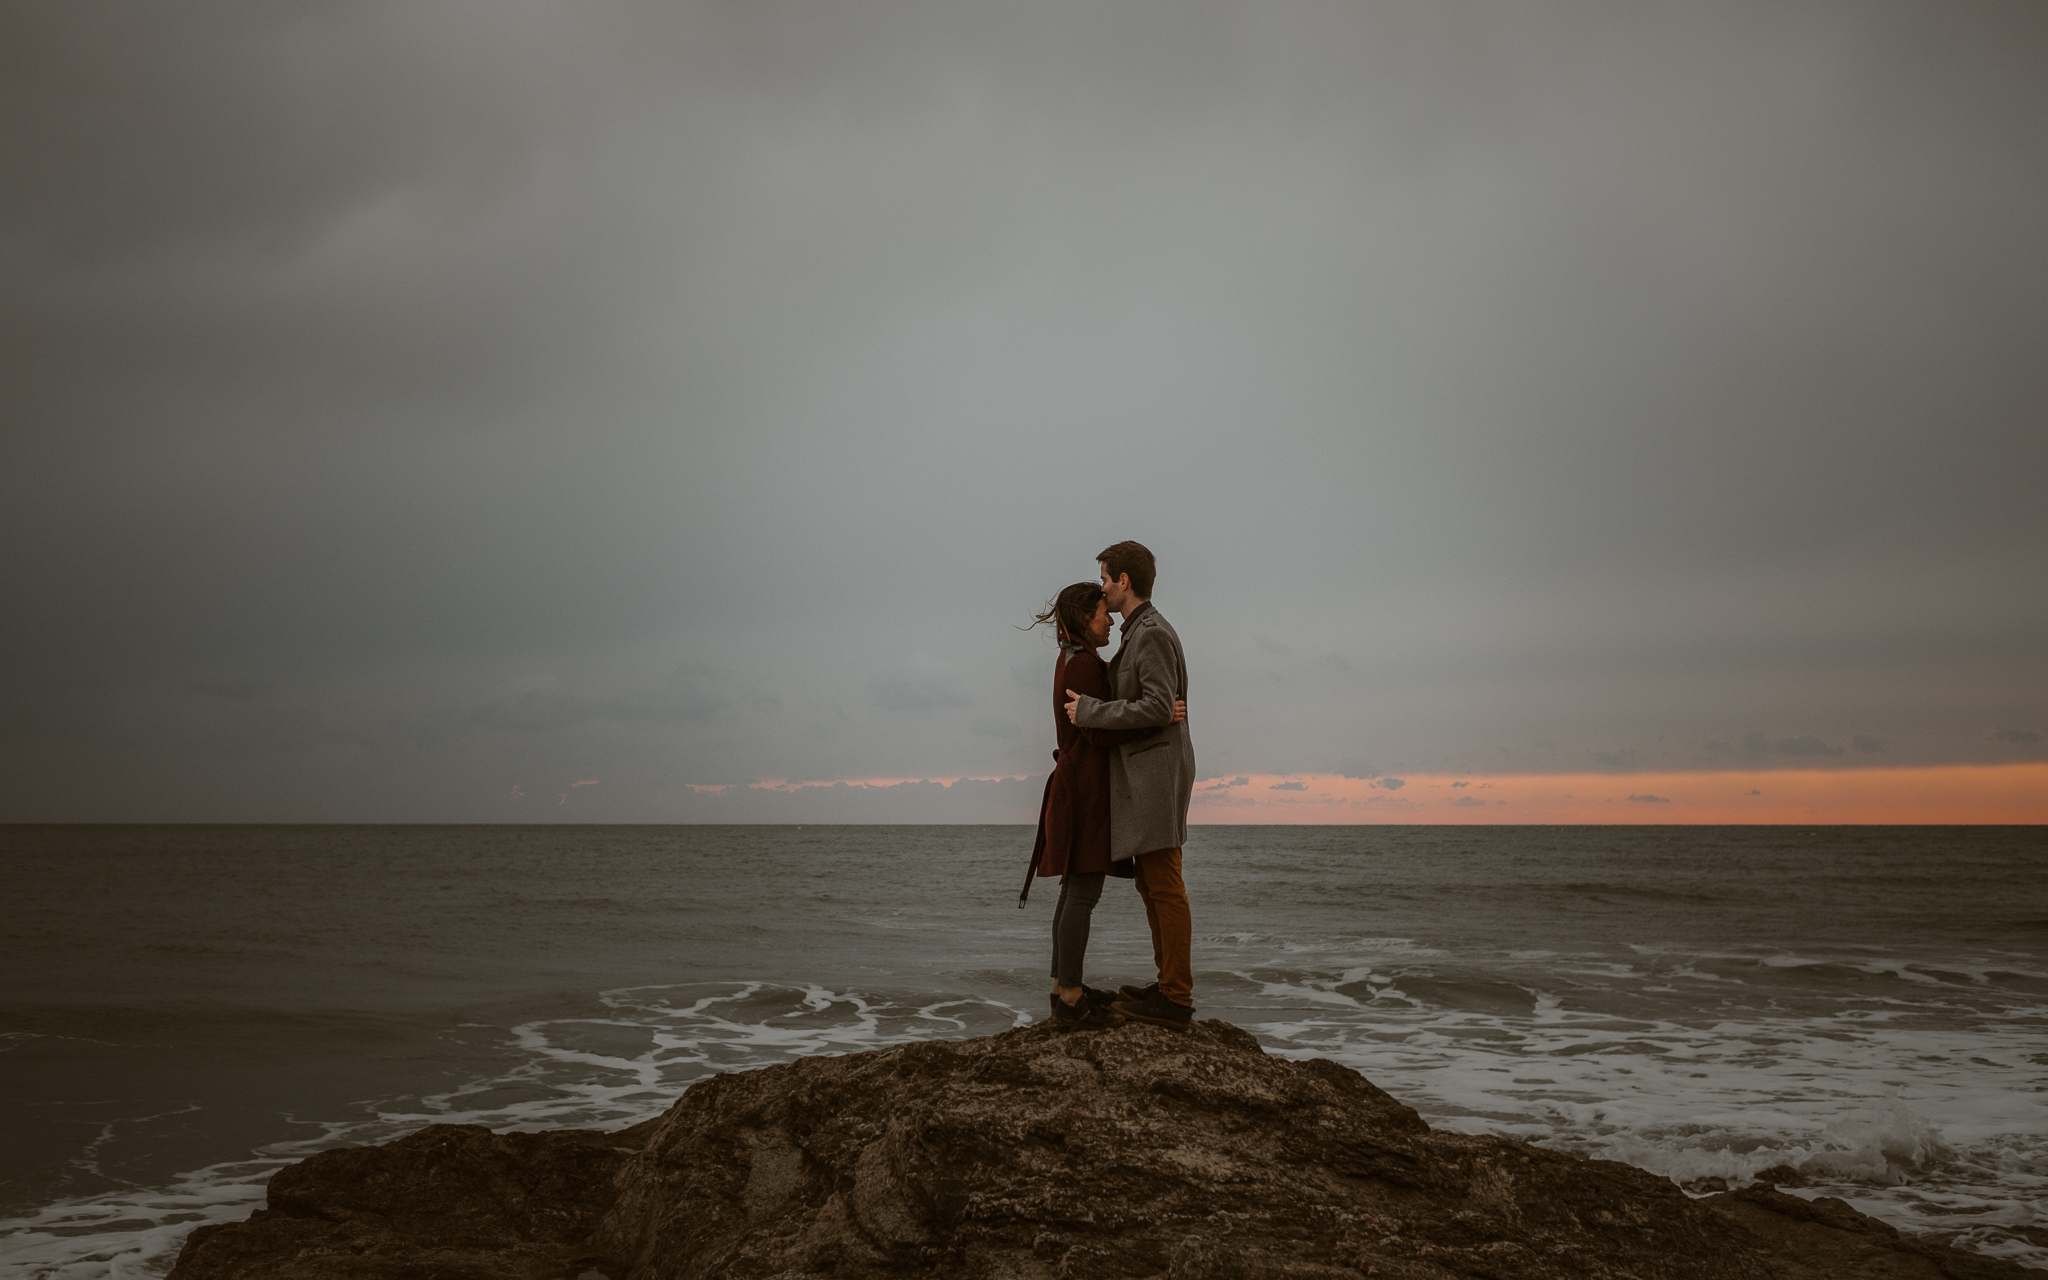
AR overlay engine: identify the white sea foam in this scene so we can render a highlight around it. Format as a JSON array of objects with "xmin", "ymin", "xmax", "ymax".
[
  {"xmin": 11, "ymin": 814, "xmax": 2038, "ymax": 1279},
  {"xmin": 7, "ymin": 945, "xmax": 2045, "ymax": 1273},
  {"xmin": 1223, "ymin": 940, "xmax": 2048, "ymax": 1266},
  {"xmin": 0, "ymin": 983, "xmax": 1029, "ymax": 1279}
]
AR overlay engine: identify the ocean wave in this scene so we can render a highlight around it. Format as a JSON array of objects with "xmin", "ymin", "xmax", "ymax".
[
  {"xmin": 1220, "ymin": 951, "xmax": 2048, "ymax": 1267},
  {"xmin": 6, "ymin": 950, "xmax": 2044, "ymax": 1274},
  {"xmin": 0, "ymin": 983, "xmax": 1029, "ymax": 1280}
]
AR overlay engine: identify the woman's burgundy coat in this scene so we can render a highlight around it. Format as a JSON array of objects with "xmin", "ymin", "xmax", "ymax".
[{"xmin": 1032, "ymin": 644, "xmax": 1153, "ymax": 879}]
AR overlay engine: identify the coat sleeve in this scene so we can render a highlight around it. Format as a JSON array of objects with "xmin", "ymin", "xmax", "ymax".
[
  {"xmin": 1065, "ymin": 650, "xmax": 1158, "ymax": 746},
  {"xmin": 1072, "ymin": 628, "xmax": 1177, "ymax": 732}
]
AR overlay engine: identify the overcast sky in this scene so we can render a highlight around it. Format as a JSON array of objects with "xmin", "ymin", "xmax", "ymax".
[{"xmin": 4, "ymin": 0, "xmax": 2044, "ymax": 821}]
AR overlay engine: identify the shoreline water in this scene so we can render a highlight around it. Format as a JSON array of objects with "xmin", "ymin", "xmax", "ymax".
[{"xmin": 3, "ymin": 824, "xmax": 2044, "ymax": 1275}]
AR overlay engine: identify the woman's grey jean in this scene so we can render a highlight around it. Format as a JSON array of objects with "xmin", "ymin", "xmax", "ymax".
[{"xmin": 1049, "ymin": 873, "xmax": 1106, "ymax": 986}]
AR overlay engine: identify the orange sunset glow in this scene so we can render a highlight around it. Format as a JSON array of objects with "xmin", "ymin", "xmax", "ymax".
[{"xmin": 1188, "ymin": 763, "xmax": 2048, "ymax": 824}]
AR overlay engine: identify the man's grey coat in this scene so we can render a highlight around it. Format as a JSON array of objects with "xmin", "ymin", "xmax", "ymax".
[{"xmin": 1072, "ymin": 601, "xmax": 1195, "ymax": 859}]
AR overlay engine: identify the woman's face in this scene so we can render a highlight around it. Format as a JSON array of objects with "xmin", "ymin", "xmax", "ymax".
[{"xmin": 1082, "ymin": 598, "xmax": 1113, "ymax": 649}]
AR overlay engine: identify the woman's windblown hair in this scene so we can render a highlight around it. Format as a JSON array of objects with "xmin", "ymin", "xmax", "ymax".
[{"xmin": 1029, "ymin": 582, "xmax": 1105, "ymax": 645}]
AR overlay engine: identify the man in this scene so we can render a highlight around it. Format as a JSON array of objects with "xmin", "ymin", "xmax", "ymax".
[{"xmin": 1063, "ymin": 540, "xmax": 1197, "ymax": 1031}]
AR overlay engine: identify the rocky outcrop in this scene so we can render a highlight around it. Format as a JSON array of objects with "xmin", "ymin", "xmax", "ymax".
[
  {"xmin": 169, "ymin": 1121, "xmax": 656, "ymax": 1280},
  {"xmin": 169, "ymin": 1019, "xmax": 2037, "ymax": 1280}
]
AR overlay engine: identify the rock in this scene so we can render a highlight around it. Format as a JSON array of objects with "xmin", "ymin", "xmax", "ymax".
[
  {"xmin": 1703, "ymin": 1186, "xmax": 2036, "ymax": 1280},
  {"xmin": 168, "ymin": 1020, "xmax": 2040, "ymax": 1280},
  {"xmin": 169, "ymin": 1120, "xmax": 660, "ymax": 1280}
]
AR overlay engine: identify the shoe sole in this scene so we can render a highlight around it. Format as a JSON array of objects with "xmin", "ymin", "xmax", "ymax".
[{"xmin": 1111, "ymin": 1001, "xmax": 1192, "ymax": 1032}]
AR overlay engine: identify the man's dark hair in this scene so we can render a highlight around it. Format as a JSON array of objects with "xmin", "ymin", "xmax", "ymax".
[{"xmin": 1096, "ymin": 541, "xmax": 1156, "ymax": 599}]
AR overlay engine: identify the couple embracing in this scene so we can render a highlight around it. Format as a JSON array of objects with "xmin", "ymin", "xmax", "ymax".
[{"xmin": 1025, "ymin": 541, "xmax": 1197, "ymax": 1033}]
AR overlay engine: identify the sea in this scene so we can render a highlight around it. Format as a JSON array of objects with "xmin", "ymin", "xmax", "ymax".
[{"xmin": 2, "ymin": 825, "xmax": 2045, "ymax": 1277}]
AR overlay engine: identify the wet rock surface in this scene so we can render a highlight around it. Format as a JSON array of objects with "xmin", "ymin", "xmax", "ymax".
[{"xmin": 168, "ymin": 1019, "xmax": 2038, "ymax": 1279}]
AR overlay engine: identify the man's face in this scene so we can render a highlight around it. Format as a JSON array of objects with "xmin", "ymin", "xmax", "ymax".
[{"xmin": 1098, "ymin": 563, "xmax": 1133, "ymax": 614}]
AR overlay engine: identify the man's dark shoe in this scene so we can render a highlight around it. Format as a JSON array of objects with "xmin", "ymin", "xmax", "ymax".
[
  {"xmin": 1051, "ymin": 991, "xmax": 1123, "ymax": 1031},
  {"xmin": 1119, "ymin": 980, "xmax": 1160, "ymax": 1003},
  {"xmin": 1113, "ymin": 988, "xmax": 1193, "ymax": 1032}
]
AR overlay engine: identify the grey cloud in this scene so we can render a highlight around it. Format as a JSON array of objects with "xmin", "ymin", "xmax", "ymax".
[
  {"xmin": 183, "ymin": 677, "xmax": 275, "ymax": 702},
  {"xmin": 4, "ymin": 0, "xmax": 2046, "ymax": 819},
  {"xmin": 1773, "ymin": 734, "xmax": 1845, "ymax": 758},
  {"xmin": 470, "ymin": 667, "xmax": 729, "ymax": 734},
  {"xmin": 1334, "ymin": 760, "xmax": 1379, "ymax": 780},
  {"xmin": 1451, "ymin": 794, "xmax": 1487, "ymax": 808},
  {"xmin": 1851, "ymin": 734, "xmax": 1888, "ymax": 754},
  {"xmin": 1994, "ymin": 728, "xmax": 2043, "ymax": 745},
  {"xmin": 968, "ymin": 715, "xmax": 1021, "ymax": 738},
  {"xmin": 1703, "ymin": 732, "xmax": 1849, "ymax": 762},
  {"xmin": 1371, "ymin": 777, "xmax": 1406, "ymax": 791},
  {"xmin": 1269, "ymin": 780, "xmax": 1306, "ymax": 791},
  {"xmin": 1450, "ymin": 780, "xmax": 1469, "ymax": 787},
  {"xmin": 1701, "ymin": 734, "xmax": 1772, "ymax": 761},
  {"xmin": 1594, "ymin": 748, "xmax": 1637, "ymax": 770},
  {"xmin": 868, "ymin": 655, "xmax": 971, "ymax": 711},
  {"xmin": 670, "ymin": 774, "xmax": 1047, "ymax": 823},
  {"xmin": 1627, "ymin": 793, "xmax": 1671, "ymax": 804}
]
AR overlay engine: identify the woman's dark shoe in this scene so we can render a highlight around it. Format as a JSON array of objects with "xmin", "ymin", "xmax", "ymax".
[
  {"xmin": 1051, "ymin": 991, "xmax": 1124, "ymax": 1031},
  {"xmin": 1119, "ymin": 980, "xmax": 1160, "ymax": 1003},
  {"xmin": 1082, "ymin": 984, "xmax": 1120, "ymax": 1007},
  {"xmin": 1112, "ymin": 989, "xmax": 1193, "ymax": 1032}
]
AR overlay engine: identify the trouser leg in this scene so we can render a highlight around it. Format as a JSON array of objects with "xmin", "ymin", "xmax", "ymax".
[
  {"xmin": 1138, "ymin": 884, "xmax": 1164, "ymax": 976},
  {"xmin": 1049, "ymin": 873, "xmax": 1106, "ymax": 988},
  {"xmin": 1133, "ymin": 848, "xmax": 1193, "ymax": 1006}
]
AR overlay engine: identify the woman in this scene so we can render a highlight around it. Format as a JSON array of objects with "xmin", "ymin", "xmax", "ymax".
[{"xmin": 1027, "ymin": 582, "xmax": 1184, "ymax": 1030}]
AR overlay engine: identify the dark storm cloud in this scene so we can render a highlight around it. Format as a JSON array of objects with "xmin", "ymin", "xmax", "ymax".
[
  {"xmin": 1772, "ymin": 735, "xmax": 1847, "ymax": 759},
  {"xmin": 868, "ymin": 655, "xmax": 972, "ymax": 711},
  {"xmin": 1700, "ymin": 732, "xmax": 1860, "ymax": 762},
  {"xmin": 968, "ymin": 715, "xmax": 1021, "ymax": 739},
  {"xmin": 468, "ymin": 666, "xmax": 730, "ymax": 734},
  {"xmin": 3, "ymin": 0, "xmax": 2045, "ymax": 818}
]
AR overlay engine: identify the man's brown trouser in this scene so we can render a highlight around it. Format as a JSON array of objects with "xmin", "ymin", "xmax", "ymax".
[{"xmin": 1133, "ymin": 847, "xmax": 1193, "ymax": 1006}]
